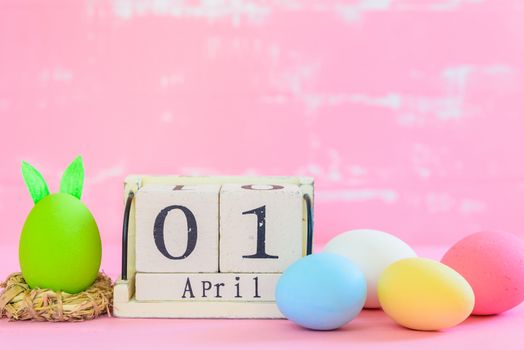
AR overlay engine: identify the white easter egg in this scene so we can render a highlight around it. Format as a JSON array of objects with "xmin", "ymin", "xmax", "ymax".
[{"xmin": 323, "ymin": 229, "xmax": 417, "ymax": 308}]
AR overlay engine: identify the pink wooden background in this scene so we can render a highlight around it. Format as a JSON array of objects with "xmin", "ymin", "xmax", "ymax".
[{"xmin": 1, "ymin": 0, "xmax": 524, "ymax": 252}]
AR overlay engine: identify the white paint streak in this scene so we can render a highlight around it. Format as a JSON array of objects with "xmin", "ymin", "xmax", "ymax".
[
  {"xmin": 40, "ymin": 68, "xmax": 73, "ymax": 82},
  {"xmin": 336, "ymin": 0, "xmax": 391, "ymax": 23},
  {"xmin": 394, "ymin": 0, "xmax": 484, "ymax": 11},
  {"xmin": 335, "ymin": 0, "xmax": 483, "ymax": 23},
  {"xmin": 484, "ymin": 64, "xmax": 513, "ymax": 76},
  {"xmin": 427, "ymin": 0, "xmax": 484, "ymax": 11},
  {"xmin": 426, "ymin": 194, "xmax": 486, "ymax": 214},
  {"xmin": 279, "ymin": 64, "xmax": 318, "ymax": 97},
  {"xmin": 282, "ymin": 90, "xmax": 463, "ymax": 122},
  {"xmin": 435, "ymin": 63, "xmax": 514, "ymax": 121},
  {"xmin": 409, "ymin": 95, "xmax": 463, "ymax": 121},
  {"xmin": 317, "ymin": 189, "xmax": 398, "ymax": 203},
  {"xmin": 331, "ymin": 92, "xmax": 463, "ymax": 122},
  {"xmin": 441, "ymin": 64, "xmax": 512, "ymax": 94},
  {"xmin": 298, "ymin": 63, "xmax": 514, "ymax": 124},
  {"xmin": 113, "ymin": 0, "xmax": 271, "ymax": 26},
  {"xmin": 460, "ymin": 199, "xmax": 486, "ymax": 214},
  {"xmin": 349, "ymin": 93, "xmax": 402, "ymax": 110},
  {"xmin": 426, "ymin": 192, "xmax": 454, "ymax": 213},
  {"xmin": 88, "ymin": 165, "xmax": 125, "ymax": 185},
  {"xmin": 283, "ymin": 92, "xmax": 402, "ymax": 115},
  {"xmin": 442, "ymin": 65, "xmax": 474, "ymax": 95},
  {"xmin": 350, "ymin": 93, "xmax": 462, "ymax": 121},
  {"xmin": 109, "ymin": 0, "xmax": 485, "ymax": 25}
]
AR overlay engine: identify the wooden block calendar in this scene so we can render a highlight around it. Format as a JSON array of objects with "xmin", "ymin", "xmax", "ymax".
[{"xmin": 113, "ymin": 175, "xmax": 314, "ymax": 318}]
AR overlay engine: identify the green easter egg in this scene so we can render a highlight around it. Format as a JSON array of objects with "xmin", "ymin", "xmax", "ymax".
[{"xmin": 19, "ymin": 193, "xmax": 102, "ymax": 294}]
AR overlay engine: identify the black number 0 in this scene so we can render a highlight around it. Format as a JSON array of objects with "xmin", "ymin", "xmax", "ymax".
[{"xmin": 153, "ymin": 205, "xmax": 197, "ymax": 260}]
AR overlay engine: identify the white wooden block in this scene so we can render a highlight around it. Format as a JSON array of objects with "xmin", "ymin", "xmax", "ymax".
[
  {"xmin": 219, "ymin": 183, "xmax": 303, "ymax": 273},
  {"xmin": 135, "ymin": 184, "xmax": 220, "ymax": 272},
  {"xmin": 135, "ymin": 273, "xmax": 279, "ymax": 301}
]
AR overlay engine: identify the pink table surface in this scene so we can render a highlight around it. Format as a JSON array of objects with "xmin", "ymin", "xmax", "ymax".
[{"xmin": 1, "ymin": 244, "xmax": 523, "ymax": 350}]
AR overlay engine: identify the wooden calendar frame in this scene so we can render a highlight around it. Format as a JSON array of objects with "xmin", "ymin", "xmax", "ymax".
[{"xmin": 113, "ymin": 175, "xmax": 314, "ymax": 318}]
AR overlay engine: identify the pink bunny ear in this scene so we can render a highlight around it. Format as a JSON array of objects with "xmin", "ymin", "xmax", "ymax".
[
  {"xmin": 21, "ymin": 161, "xmax": 50, "ymax": 204},
  {"xmin": 60, "ymin": 156, "xmax": 84, "ymax": 200}
]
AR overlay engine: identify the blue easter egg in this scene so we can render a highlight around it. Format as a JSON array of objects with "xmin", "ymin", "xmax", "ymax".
[{"xmin": 276, "ymin": 253, "xmax": 367, "ymax": 330}]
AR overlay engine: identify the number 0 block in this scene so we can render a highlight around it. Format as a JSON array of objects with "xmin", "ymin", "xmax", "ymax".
[
  {"xmin": 135, "ymin": 184, "xmax": 220, "ymax": 273},
  {"xmin": 219, "ymin": 184, "xmax": 303, "ymax": 273}
]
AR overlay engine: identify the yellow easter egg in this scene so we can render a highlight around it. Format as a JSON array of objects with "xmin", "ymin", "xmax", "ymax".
[{"xmin": 377, "ymin": 258, "xmax": 474, "ymax": 331}]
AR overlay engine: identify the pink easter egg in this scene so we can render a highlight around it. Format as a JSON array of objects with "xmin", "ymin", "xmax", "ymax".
[{"xmin": 442, "ymin": 231, "xmax": 524, "ymax": 315}]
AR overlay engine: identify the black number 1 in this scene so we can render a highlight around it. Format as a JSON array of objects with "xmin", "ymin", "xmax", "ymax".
[{"xmin": 242, "ymin": 205, "xmax": 278, "ymax": 259}]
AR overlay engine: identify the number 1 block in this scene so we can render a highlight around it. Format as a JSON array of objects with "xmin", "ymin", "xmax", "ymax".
[{"xmin": 219, "ymin": 184, "xmax": 303, "ymax": 273}]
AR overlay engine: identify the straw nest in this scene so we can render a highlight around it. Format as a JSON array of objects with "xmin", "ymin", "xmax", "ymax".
[{"xmin": 0, "ymin": 272, "xmax": 113, "ymax": 322}]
